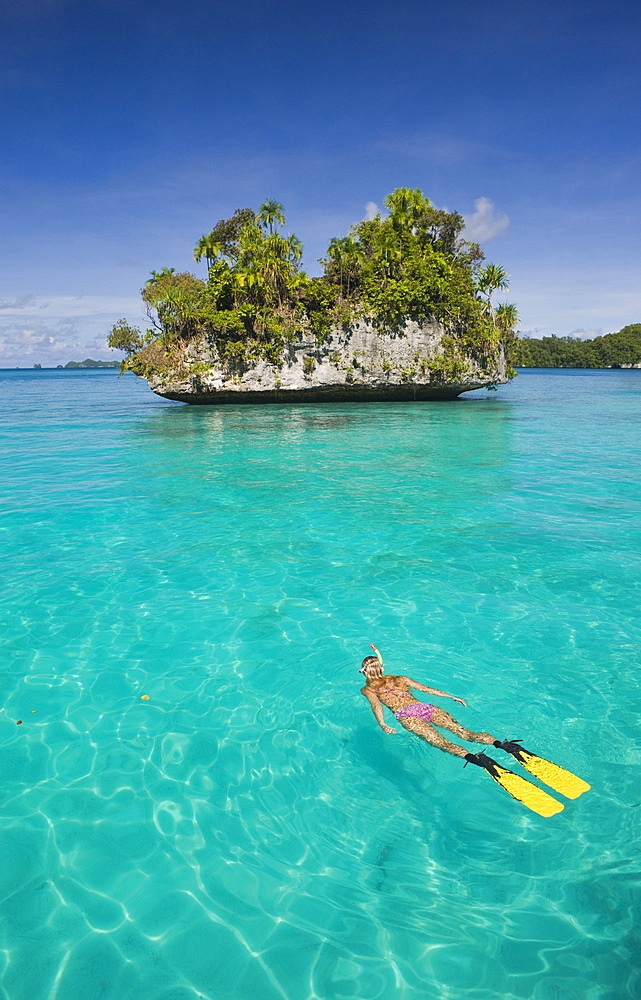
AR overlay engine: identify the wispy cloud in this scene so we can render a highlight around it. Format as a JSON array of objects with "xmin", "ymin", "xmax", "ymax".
[
  {"xmin": 376, "ymin": 132, "xmax": 513, "ymax": 166},
  {"xmin": 0, "ymin": 294, "xmax": 142, "ymax": 366},
  {"xmin": 463, "ymin": 197, "xmax": 509, "ymax": 242},
  {"xmin": 0, "ymin": 319, "xmax": 121, "ymax": 366},
  {"xmin": 0, "ymin": 294, "xmax": 141, "ymax": 318},
  {"xmin": 0, "ymin": 320, "xmax": 82, "ymax": 362},
  {"xmin": 569, "ymin": 327, "xmax": 605, "ymax": 338},
  {"xmin": 364, "ymin": 201, "xmax": 379, "ymax": 221},
  {"xmin": 0, "ymin": 295, "xmax": 38, "ymax": 311}
]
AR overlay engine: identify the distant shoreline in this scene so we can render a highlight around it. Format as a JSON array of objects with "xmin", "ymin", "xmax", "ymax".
[{"xmin": 9, "ymin": 360, "xmax": 120, "ymax": 370}]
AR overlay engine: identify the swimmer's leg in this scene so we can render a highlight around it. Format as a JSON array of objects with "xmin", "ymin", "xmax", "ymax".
[
  {"xmin": 401, "ymin": 716, "xmax": 564, "ymax": 817},
  {"xmin": 399, "ymin": 717, "xmax": 564, "ymax": 816},
  {"xmin": 429, "ymin": 707, "xmax": 496, "ymax": 746},
  {"xmin": 397, "ymin": 716, "xmax": 469, "ymax": 758}
]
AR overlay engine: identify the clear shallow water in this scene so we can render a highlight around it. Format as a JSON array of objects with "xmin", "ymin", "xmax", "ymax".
[{"xmin": 1, "ymin": 367, "xmax": 640, "ymax": 1000}]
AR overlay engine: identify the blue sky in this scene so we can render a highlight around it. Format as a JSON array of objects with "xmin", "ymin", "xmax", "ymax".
[{"xmin": 1, "ymin": 0, "xmax": 639, "ymax": 365}]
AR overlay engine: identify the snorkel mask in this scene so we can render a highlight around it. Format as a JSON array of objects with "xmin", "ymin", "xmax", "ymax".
[{"xmin": 359, "ymin": 644, "xmax": 384, "ymax": 675}]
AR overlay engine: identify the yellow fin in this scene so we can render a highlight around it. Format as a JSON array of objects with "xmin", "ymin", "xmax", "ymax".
[
  {"xmin": 516, "ymin": 754, "xmax": 591, "ymax": 799},
  {"xmin": 489, "ymin": 765, "xmax": 564, "ymax": 818}
]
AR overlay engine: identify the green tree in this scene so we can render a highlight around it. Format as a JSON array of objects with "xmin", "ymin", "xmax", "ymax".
[
  {"xmin": 384, "ymin": 188, "xmax": 432, "ymax": 233},
  {"xmin": 327, "ymin": 190, "xmax": 485, "ymax": 331},
  {"xmin": 108, "ymin": 318, "xmax": 144, "ymax": 355},
  {"xmin": 375, "ymin": 227, "xmax": 402, "ymax": 278},
  {"xmin": 194, "ymin": 235, "xmax": 222, "ymax": 270},
  {"xmin": 495, "ymin": 303, "xmax": 519, "ymax": 336},
  {"xmin": 592, "ymin": 324, "xmax": 641, "ymax": 366},
  {"xmin": 513, "ymin": 325, "xmax": 641, "ymax": 368},
  {"xmin": 126, "ymin": 187, "xmax": 514, "ymax": 381},
  {"xmin": 322, "ymin": 237, "xmax": 351, "ymax": 293},
  {"xmin": 477, "ymin": 264, "xmax": 509, "ymax": 321},
  {"xmin": 257, "ymin": 199, "xmax": 285, "ymax": 235},
  {"xmin": 142, "ymin": 270, "xmax": 206, "ymax": 345},
  {"xmin": 194, "ymin": 209, "xmax": 255, "ymax": 267},
  {"xmin": 286, "ymin": 234, "xmax": 303, "ymax": 265}
]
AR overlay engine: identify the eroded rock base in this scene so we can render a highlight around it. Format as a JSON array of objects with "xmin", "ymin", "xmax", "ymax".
[{"xmin": 156, "ymin": 382, "xmax": 484, "ymax": 404}]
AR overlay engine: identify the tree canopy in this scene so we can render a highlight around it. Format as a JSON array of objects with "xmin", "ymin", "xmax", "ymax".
[
  {"xmin": 108, "ymin": 189, "xmax": 517, "ymax": 376},
  {"xmin": 107, "ymin": 318, "xmax": 144, "ymax": 356},
  {"xmin": 513, "ymin": 325, "xmax": 641, "ymax": 368}
]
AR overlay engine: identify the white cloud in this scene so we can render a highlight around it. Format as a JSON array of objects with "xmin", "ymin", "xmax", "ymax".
[
  {"xmin": 364, "ymin": 201, "xmax": 379, "ymax": 221},
  {"xmin": 0, "ymin": 295, "xmax": 142, "ymax": 366},
  {"xmin": 0, "ymin": 320, "xmax": 82, "ymax": 363},
  {"xmin": 569, "ymin": 327, "xmax": 605, "ymax": 339},
  {"xmin": 463, "ymin": 197, "xmax": 510, "ymax": 242},
  {"xmin": 0, "ymin": 320, "xmax": 120, "ymax": 366}
]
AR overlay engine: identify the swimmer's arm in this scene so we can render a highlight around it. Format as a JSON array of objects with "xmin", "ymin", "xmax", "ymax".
[
  {"xmin": 401, "ymin": 676, "xmax": 467, "ymax": 707},
  {"xmin": 361, "ymin": 686, "xmax": 397, "ymax": 734}
]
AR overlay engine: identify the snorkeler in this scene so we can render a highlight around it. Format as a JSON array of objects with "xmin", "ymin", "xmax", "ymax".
[{"xmin": 360, "ymin": 645, "xmax": 590, "ymax": 817}]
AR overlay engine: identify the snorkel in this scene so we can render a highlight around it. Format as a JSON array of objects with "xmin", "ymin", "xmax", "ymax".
[{"xmin": 369, "ymin": 644, "xmax": 384, "ymax": 668}]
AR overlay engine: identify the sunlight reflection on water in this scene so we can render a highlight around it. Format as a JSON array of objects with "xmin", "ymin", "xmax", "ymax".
[{"xmin": 0, "ymin": 368, "xmax": 639, "ymax": 999}]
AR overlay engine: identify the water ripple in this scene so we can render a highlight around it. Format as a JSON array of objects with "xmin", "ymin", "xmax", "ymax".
[{"xmin": 0, "ymin": 370, "xmax": 640, "ymax": 998}]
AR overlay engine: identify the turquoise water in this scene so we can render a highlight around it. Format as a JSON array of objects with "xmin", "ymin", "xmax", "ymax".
[{"xmin": 1, "ymin": 368, "xmax": 640, "ymax": 1000}]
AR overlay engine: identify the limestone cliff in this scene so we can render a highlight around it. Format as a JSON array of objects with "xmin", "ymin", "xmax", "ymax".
[{"xmin": 138, "ymin": 318, "xmax": 509, "ymax": 404}]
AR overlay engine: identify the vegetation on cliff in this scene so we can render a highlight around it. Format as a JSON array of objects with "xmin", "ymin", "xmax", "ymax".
[
  {"xmin": 108, "ymin": 189, "xmax": 517, "ymax": 380},
  {"xmin": 513, "ymin": 325, "xmax": 641, "ymax": 368}
]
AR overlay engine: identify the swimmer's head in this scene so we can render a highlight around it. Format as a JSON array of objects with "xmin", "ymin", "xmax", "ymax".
[{"xmin": 359, "ymin": 655, "xmax": 384, "ymax": 679}]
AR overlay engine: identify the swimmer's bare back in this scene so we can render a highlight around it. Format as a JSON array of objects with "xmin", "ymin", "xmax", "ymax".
[
  {"xmin": 361, "ymin": 674, "xmax": 466, "ymax": 733},
  {"xmin": 360, "ymin": 671, "xmax": 495, "ymax": 758},
  {"xmin": 361, "ymin": 673, "xmax": 467, "ymax": 728}
]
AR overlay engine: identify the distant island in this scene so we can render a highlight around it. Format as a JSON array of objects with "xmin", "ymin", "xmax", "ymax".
[
  {"xmin": 513, "ymin": 325, "xmax": 641, "ymax": 368},
  {"xmin": 63, "ymin": 359, "xmax": 119, "ymax": 368},
  {"xmin": 107, "ymin": 189, "xmax": 517, "ymax": 403},
  {"xmin": 29, "ymin": 360, "xmax": 118, "ymax": 369}
]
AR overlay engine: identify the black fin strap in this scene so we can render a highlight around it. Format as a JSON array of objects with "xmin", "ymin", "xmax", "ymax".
[
  {"xmin": 494, "ymin": 739, "xmax": 530, "ymax": 760},
  {"xmin": 464, "ymin": 752, "xmax": 500, "ymax": 777}
]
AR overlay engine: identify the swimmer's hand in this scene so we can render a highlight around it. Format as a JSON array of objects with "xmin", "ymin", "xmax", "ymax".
[
  {"xmin": 381, "ymin": 724, "xmax": 397, "ymax": 734},
  {"xmin": 452, "ymin": 697, "xmax": 467, "ymax": 707}
]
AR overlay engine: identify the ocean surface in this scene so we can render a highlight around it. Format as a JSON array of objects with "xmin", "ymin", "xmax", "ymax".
[{"xmin": 1, "ymin": 367, "xmax": 639, "ymax": 1000}]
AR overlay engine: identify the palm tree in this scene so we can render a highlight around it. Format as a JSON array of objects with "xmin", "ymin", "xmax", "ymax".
[
  {"xmin": 257, "ymin": 199, "xmax": 285, "ymax": 235},
  {"xmin": 495, "ymin": 303, "xmax": 519, "ymax": 336},
  {"xmin": 385, "ymin": 188, "xmax": 432, "ymax": 234},
  {"xmin": 235, "ymin": 220, "xmax": 265, "ymax": 270},
  {"xmin": 147, "ymin": 267, "xmax": 176, "ymax": 284},
  {"xmin": 325, "ymin": 237, "xmax": 345, "ymax": 289},
  {"xmin": 236, "ymin": 266, "xmax": 266, "ymax": 302},
  {"xmin": 194, "ymin": 234, "xmax": 222, "ymax": 271},
  {"xmin": 143, "ymin": 269, "xmax": 204, "ymax": 343},
  {"xmin": 338, "ymin": 236, "xmax": 362, "ymax": 296},
  {"xmin": 263, "ymin": 233, "xmax": 302, "ymax": 305},
  {"xmin": 477, "ymin": 263, "xmax": 509, "ymax": 321},
  {"xmin": 286, "ymin": 234, "xmax": 303, "ymax": 266},
  {"xmin": 375, "ymin": 227, "xmax": 402, "ymax": 278},
  {"xmin": 157, "ymin": 289, "xmax": 203, "ymax": 345}
]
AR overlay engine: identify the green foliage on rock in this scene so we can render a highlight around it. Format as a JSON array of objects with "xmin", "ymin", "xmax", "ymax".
[
  {"xmin": 513, "ymin": 325, "xmax": 641, "ymax": 368},
  {"xmin": 320, "ymin": 189, "xmax": 490, "ymax": 336},
  {"xmin": 110, "ymin": 189, "xmax": 517, "ymax": 381},
  {"xmin": 107, "ymin": 319, "xmax": 144, "ymax": 356},
  {"xmin": 142, "ymin": 269, "xmax": 207, "ymax": 345}
]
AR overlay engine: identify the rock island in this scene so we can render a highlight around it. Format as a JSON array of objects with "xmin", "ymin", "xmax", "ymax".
[{"xmin": 109, "ymin": 189, "xmax": 517, "ymax": 403}]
